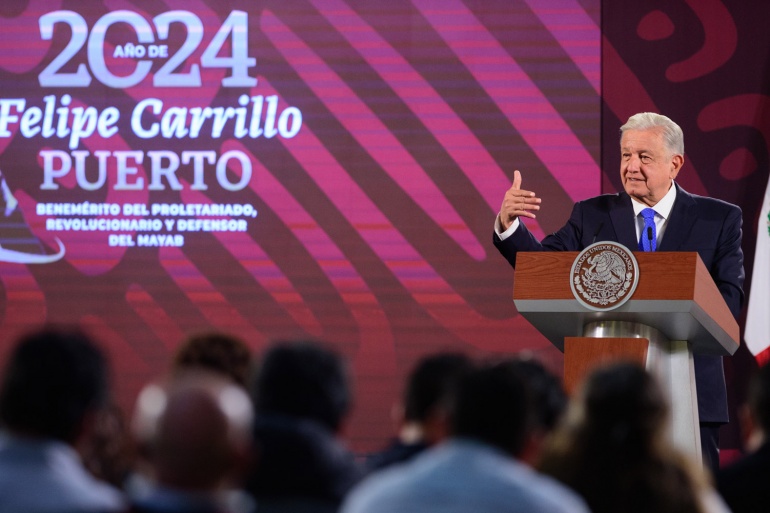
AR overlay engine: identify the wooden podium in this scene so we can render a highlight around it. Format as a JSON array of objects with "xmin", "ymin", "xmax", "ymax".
[{"xmin": 513, "ymin": 251, "xmax": 740, "ymax": 462}]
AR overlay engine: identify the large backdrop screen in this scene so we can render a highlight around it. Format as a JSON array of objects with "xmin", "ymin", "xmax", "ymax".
[{"xmin": 0, "ymin": 0, "xmax": 600, "ymax": 449}]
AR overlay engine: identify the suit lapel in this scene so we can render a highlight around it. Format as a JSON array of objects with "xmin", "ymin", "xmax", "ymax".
[
  {"xmin": 610, "ymin": 193, "xmax": 639, "ymax": 249},
  {"xmin": 659, "ymin": 183, "xmax": 697, "ymax": 251}
]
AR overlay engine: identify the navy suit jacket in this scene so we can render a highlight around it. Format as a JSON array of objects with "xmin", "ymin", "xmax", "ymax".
[{"xmin": 494, "ymin": 183, "xmax": 745, "ymax": 422}]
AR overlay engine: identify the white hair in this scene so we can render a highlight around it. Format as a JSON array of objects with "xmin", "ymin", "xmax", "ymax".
[{"xmin": 620, "ymin": 112, "xmax": 684, "ymax": 156}]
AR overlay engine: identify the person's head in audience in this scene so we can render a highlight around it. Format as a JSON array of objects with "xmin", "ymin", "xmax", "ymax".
[
  {"xmin": 450, "ymin": 361, "xmax": 534, "ymax": 456},
  {"xmin": 0, "ymin": 326, "xmax": 108, "ymax": 445},
  {"xmin": 132, "ymin": 371, "xmax": 254, "ymax": 494},
  {"xmin": 740, "ymin": 361, "xmax": 770, "ymax": 453},
  {"xmin": 400, "ymin": 353, "xmax": 473, "ymax": 445},
  {"xmin": 366, "ymin": 352, "xmax": 473, "ymax": 472},
  {"xmin": 538, "ymin": 362, "xmax": 709, "ymax": 513},
  {"xmin": 173, "ymin": 331, "xmax": 252, "ymax": 388},
  {"xmin": 401, "ymin": 352, "xmax": 473, "ymax": 443},
  {"xmin": 571, "ymin": 362, "xmax": 667, "ymax": 452},
  {"xmin": 0, "ymin": 326, "xmax": 125, "ymax": 512},
  {"xmin": 254, "ymin": 340, "xmax": 350, "ymax": 432},
  {"xmin": 495, "ymin": 356, "xmax": 567, "ymax": 465},
  {"xmin": 246, "ymin": 341, "xmax": 362, "ymax": 510},
  {"xmin": 80, "ymin": 401, "xmax": 135, "ymax": 488},
  {"xmin": 715, "ymin": 363, "xmax": 770, "ymax": 513}
]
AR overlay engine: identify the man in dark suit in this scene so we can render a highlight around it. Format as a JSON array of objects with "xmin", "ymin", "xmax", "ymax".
[{"xmin": 493, "ymin": 112, "xmax": 745, "ymax": 473}]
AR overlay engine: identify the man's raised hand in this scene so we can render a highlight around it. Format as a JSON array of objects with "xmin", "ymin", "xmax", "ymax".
[{"xmin": 499, "ymin": 170, "xmax": 541, "ymax": 231}]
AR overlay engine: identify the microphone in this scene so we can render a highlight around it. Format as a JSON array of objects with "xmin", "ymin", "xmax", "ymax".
[
  {"xmin": 591, "ymin": 222, "xmax": 604, "ymax": 244},
  {"xmin": 647, "ymin": 226, "xmax": 654, "ymax": 251}
]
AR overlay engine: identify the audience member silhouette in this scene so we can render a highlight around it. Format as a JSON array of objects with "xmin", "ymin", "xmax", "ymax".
[
  {"xmin": 128, "ymin": 371, "xmax": 254, "ymax": 513},
  {"xmin": 366, "ymin": 352, "xmax": 473, "ymax": 471},
  {"xmin": 246, "ymin": 341, "xmax": 363, "ymax": 513},
  {"xmin": 172, "ymin": 332, "xmax": 253, "ymax": 388},
  {"xmin": 0, "ymin": 326, "xmax": 125, "ymax": 512},
  {"xmin": 538, "ymin": 362, "xmax": 728, "ymax": 513},
  {"xmin": 341, "ymin": 361, "xmax": 589, "ymax": 513},
  {"xmin": 80, "ymin": 401, "xmax": 136, "ymax": 489},
  {"xmin": 717, "ymin": 362, "xmax": 770, "ymax": 512},
  {"xmin": 495, "ymin": 356, "xmax": 567, "ymax": 466}
]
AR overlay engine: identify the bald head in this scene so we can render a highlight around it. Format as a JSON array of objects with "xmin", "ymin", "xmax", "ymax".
[{"xmin": 133, "ymin": 372, "xmax": 254, "ymax": 491}]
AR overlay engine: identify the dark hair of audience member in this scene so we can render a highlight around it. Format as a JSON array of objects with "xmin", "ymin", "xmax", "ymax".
[
  {"xmin": 246, "ymin": 341, "xmax": 361, "ymax": 509},
  {"xmin": 403, "ymin": 352, "xmax": 473, "ymax": 423},
  {"xmin": 715, "ymin": 363, "xmax": 770, "ymax": 513},
  {"xmin": 365, "ymin": 353, "xmax": 474, "ymax": 472},
  {"xmin": 254, "ymin": 341, "xmax": 350, "ymax": 432},
  {"xmin": 494, "ymin": 357, "xmax": 567, "ymax": 465},
  {"xmin": 496, "ymin": 357, "xmax": 566, "ymax": 432},
  {"xmin": 173, "ymin": 332, "xmax": 252, "ymax": 388},
  {"xmin": 747, "ymin": 361, "xmax": 770, "ymax": 435},
  {"xmin": 0, "ymin": 326, "xmax": 108, "ymax": 443},
  {"xmin": 451, "ymin": 362, "xmax": 533, "ymax": 456},
  {"xmin": 81, "ymin": 402, "xmax": 135, "ymax": 488},
  {"xmin": 537, "ymin": 362, "xmax": 705, "ymax": 513}
]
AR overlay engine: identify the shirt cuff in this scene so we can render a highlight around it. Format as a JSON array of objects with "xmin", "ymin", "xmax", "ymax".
[{"xmin": 494, "ymin": 215, "xmax": 519, "ymax": 240}]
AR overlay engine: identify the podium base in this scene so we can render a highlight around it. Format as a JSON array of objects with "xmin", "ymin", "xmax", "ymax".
[{"xmin": 564, "ymin": 320, "xmax": 702, "ymax": 465}]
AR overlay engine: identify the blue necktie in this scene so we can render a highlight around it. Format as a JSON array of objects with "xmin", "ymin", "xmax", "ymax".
[{"xmin": 639, "ymin": 208, "xmax": 657, "ymax": 252}]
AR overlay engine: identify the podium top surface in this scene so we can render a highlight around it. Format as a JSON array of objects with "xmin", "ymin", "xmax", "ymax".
[{"xmin": 512, "ymin": 251, "xmax": 740, "ymax": 356}]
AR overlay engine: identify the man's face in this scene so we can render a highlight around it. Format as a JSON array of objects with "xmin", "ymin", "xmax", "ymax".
[{"xmin": 620, "ymin": 128, "xmax": 683, "ymax": 206}]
